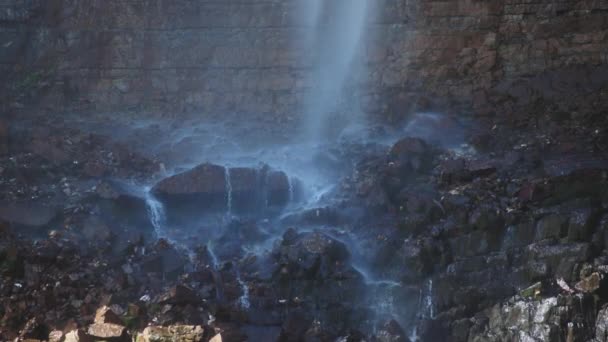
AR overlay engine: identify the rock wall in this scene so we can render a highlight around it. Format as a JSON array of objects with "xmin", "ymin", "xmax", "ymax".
[{"xmin": 1, "ymin": 0, "xmax": 607, "ymax": 121}]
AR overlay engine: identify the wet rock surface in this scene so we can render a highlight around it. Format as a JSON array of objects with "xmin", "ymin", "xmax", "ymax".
[
  {"xmin": 0, "ymin": 110, "xmax": 607, "ymax": 342},
  {"xmin": 0, "ymin": 0, "xmax": 607, "ymax": 340}
]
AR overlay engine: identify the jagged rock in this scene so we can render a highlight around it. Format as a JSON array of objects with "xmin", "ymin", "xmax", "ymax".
[
  {"xmin": 87, "ymin": 323, "xmax": 127, "ymax": 341},
  {"xmin": 387, "ymin": 137, "xmax": 434, "ymax": 175},
  {"xmin": 595, "ymin": 305, "xmax": 608, "ymax": 342},
  {"xmin": 375, "ymin": 319, "xmax": 409, "ymax": 342},
  {"xmin": 48, "ymin": 330, "xmax": 63, "ymax": 342},
  {"xmin": 94, "ymin": 306, "xmax": 123, "ymax": 325},
  {"xmin": 64, "ymin": 329, "xmax": 92, "ymax": 342},
  {"xmin": 136, "ymin": 325, "xmax": 204, "ymax": 342},
  {"xmin": 576, "ymin": 272, "xmax": 602, "ymax": 293},
  {"xmin": 277, "ymin": 230, "xmax": 350, "ymax": 278},
  {"xmin": 157, "ymin": 285, "xmax": 199, "ymax": 305}
]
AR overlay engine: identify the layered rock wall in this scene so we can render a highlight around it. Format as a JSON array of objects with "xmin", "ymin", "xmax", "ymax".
[{"xmin": 1, "ymin": 0, "xmax": 607, "ymax": 121}]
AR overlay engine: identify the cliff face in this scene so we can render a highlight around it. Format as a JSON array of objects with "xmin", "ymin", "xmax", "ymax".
[{"xmin": 2, "ymin": 0, "xmax": 607, "ymax": 122}]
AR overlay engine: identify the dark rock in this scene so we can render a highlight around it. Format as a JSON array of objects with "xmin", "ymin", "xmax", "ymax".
[
  {"xmin": 0, "ymin": 202, "xmax": 58, "ymax": 228},
  {"xmin": 153, "ymin": 162, "xmax": 226, "ymax": 199},
  {"xmin": 157, "ymin": 285, "xmax": 199, "ymax": 305},
  {"xmin": 0, "ymin": 119, "xmax": 7, "ymax": 156},
  {"xmin": 94, "ymin": 306, "xmax": 123, "ymax": 325},
  {"xmin": 82, "ymin": 216, "xmax": 112, "ymax": 242},
  {"xmin": 535, "ymin": 214, "xmax": 568, "ymax": 241},
  {"xmin": 387, "ymin": 137, "xmax": 434, "ymax": 176}
]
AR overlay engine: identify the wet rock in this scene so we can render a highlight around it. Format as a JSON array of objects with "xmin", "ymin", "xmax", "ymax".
[
  {"xmin": 375, "ymin": 319, "xmax": 409, "ymax": 342},
  {"xmin": 567, "ymin": 207, "xmax": 598, "ymax": 242},
  {"xmin": 266, "ymin": 169, "xmax": 291, "ymax": 207},
  {"xmin": 136, "ymin": 325, "xmax": 204, "ymax": 342},
  {"xmin": 142, "ymin": 241, "xmax": 187, "ymax": 277},
  {"xmin": 470, "ymin": 292, "xmax": 596, "ymax": 342},
  {"xmin": 595, "ymin": 305, "xmax": 608, "ymax": 342},
  {"xmin": 157, "ymin": 285, "xmax": 199, "ymax": 305},
  {"xmin": 153, "ymin": 163, "xmax": 225, "ymax": 199},
  {"xmin": 535, "ymin": 214, "xmax": 568, "ymax": 241},
  {"xmin": 278, "ymin": 230, "xmax": 350, "ymax": 278},
  {"xmin": 525, "ymin": 242, "xmax": 591, "ymax": 281},
  {"xmin": 82, "ymin": 216, "xmax": 112, "ymax": 242},
  {"xmin": 87, "ymin": 323, "xmax": 127, "ymax": 341},
  {"xmin": 0, "ymin": 119, "xmax": 7, "ymax": 156},
  {"xmin": 387, "ymin": 137, "xmax": 434, "ymax": 176},
  {"xmin": 0, "ymin": 202, "xmax": 57, "ymax": 228},
  {"xmin": 152, "ymin": 163, "xmax": 293, "ymax": 219}
]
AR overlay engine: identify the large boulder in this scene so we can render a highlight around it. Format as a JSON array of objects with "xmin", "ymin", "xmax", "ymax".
[
  {"xmin": 152, "ymin": 163, "xmax": 296, "ymax": 221},
  {"xmin": 153, "ymin": 163, "xmax": 225, "ymax": 196}
]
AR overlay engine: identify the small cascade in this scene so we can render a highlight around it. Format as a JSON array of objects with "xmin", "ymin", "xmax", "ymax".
[
  {"xmin": 236, "ymin": 270, "xmax": 251, "ymax": 310},
  {"xmin": 409, "ymin": 326, "xmax": 419, "ymax": 342},
  {"xmin": 420, "ymin": 278, "xmax": 435, "ymax": 319},
  {"xmin": 145, "ymin": 189, "xmax": 197, "ymax": 265},
  {"xmin": 287, "ymin": 176, "xmax": 294, "ymax": 204},
  {"xmin": 145, "ymin": 192, "xmax": 166, "ymax": 239},
  {"xmin": 207, "ymin": 241, "xmax": 220, "ymax": 269},
  {"xmin": 224, "ymin": 167, "xmax": 233, "ymax": 216},
  {"xmin": 206, "ymin": 242, "xmax": 224, "ymax": 301}
]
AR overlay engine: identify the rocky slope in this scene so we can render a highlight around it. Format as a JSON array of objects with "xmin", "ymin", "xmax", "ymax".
[{"xmin": 1, "ymin": 0, "xmax": 608, "ymax": 342}]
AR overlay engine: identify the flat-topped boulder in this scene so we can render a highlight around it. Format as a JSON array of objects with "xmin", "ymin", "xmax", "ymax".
[
  {"xmin": 151, "ymin": 163, "xmax": 298, "ymax": 221},
  {"xmin": 153, "ymin": 163, "xmax": 226, "ymax": 198}
]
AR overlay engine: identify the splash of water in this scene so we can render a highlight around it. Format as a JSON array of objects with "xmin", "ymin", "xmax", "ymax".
[{"xmin": 224, "ymin": 167, "xmax": 233, "ymax": 216}]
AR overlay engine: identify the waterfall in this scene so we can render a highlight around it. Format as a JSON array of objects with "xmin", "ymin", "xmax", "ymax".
[
  {"xmin": 145, "ymin": 190, "xmax": 197, "ymax": 265},
  {"xmin": 224, "ymin": 167, "xmax": 233, "ymax": 216},
  {"xmin": 299, "ymin": 0, "xmax": 372, "ymax": 142},
  {"xmin": 145, "ymin": 192, "xmax": 166, "ymax": 239},
  {"xmin": 420, "ymin": 279, "xmax": 435, "ymax": 319},
  {"xmin": 287, "ymin": 176, "xmax": 294, "ymax": 204}
]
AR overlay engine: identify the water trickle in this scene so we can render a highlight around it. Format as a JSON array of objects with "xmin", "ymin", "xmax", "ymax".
[
  {"xmin": 145, "ymin": 192, "xmax": 165, "ymax": 239},
  {"xmin": 287, "ymin": 176, "xmax": 294, "ymax": 204},
  {"xmin": 207, "ymin": 241, "xmax": 220, "ymax": 269},
  {"xmin": 224, "ymin": 167, "xmax": 233, "ymax": 216},
  {"xmin": 236, "ymin": 270, "xmax": 251, "ymax": 310},
  {"xmin": 421, "ymin": 278, "xmax": 435, "ymax": 319}
]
